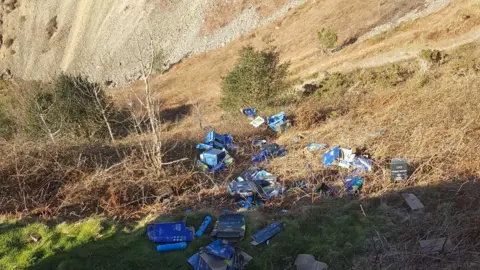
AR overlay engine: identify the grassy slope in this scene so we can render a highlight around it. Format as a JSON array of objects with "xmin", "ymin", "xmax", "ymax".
[
  {"xmin": 1, "ymin": 1, "xmax": 480, "ymax": 269},
  {"xmin": 2, "ymin": 201, "xmax": 385, "ymax": 270}
]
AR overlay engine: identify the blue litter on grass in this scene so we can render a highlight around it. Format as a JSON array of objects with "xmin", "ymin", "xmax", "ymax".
[
  {"xmin": 252, "ymin": 143, "xmax": 287, "ymax": 163},
  {"xmin": 242, "ymin": 108, "xmax": 256, "ymax": 118},
  {"xmin": 306, "ymin": 143, "xmax": 328, "ymax": 152},
  {"xmin": 187, "ymin": 253, "xmax": 212, "ymax": 270},
  {"xmin": 196, "ymin": 216, "xmax": 212, "ymax": 237},
  {"xmin": 196, "ymin": 130, "xmax": 235, "ymax": 173},
  {"xmin": 251, "ymin": 222, "xmax": 284, "ymax": 245},
  {"xmin": 196, "ymin": 143, "xmax": 213, "ymax": 150},
  {"xmin": 322, "ymin": 146, "xmax": 340, "ymax": 166},
  {"xmin": 156, "ymin": 242, "xmax": 188, "ymax": 252},
  {"xmin": 147, "ymin": 222, "xmax": 194, "ymax": 243},
  {"xmin": 205, "ymin": 130, "xmax": 233, "ymax": 151},
  {"xmin": 344, "ymin": 176, "xmax": 364, "ymax": 195},
  {"xmin": 205, "ymin": 239, "xmax": 235, "ymax": 260},
  {"xmin": 267, "ymin": 112, "xmax": 291, "ymax": 134}
]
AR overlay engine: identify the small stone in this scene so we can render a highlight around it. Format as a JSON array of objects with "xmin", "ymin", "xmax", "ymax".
[{"xmin": 30, "ymin": 233, "xmax": 42, "ymax": 243}]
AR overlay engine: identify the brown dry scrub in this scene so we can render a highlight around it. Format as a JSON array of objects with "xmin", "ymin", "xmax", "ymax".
[
  {"xmin": 201, "ymin": 0, "xmax": 289, "ymax": 35},
  {"xmin": 272, "ymin": 43, "xmax": 480, "ymax": 190},
  {"xmin": 0, "ymin": 135, "xmax": 199, "ymax": 219}
]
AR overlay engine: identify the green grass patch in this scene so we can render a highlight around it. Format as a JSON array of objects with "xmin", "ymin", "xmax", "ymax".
[{"xmin": 1, "ymin": 202, "xmax": 386, "ymax": 270}]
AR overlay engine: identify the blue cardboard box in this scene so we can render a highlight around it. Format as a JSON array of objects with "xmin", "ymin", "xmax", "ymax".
[
  {"xmin": 147, "ymin": 221, "xmax": 194, "ymax": 243},
  {"xmin": 203, "ymin": 149, "xmax": 226, "ymax": 167}
]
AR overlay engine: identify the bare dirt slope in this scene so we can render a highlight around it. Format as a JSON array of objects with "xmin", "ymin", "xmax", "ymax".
[{"xmin": 0, "ymin": 0, "xmax": 308, "ymax": 84}]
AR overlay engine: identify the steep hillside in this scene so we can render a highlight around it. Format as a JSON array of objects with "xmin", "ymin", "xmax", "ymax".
[
  {"xmin": 0, "ymin": 0, "xmax": 309, "ymax": 84},
  {"xmin": 1, "ymin": 0, "xmax": 480, "ymax": 269}
]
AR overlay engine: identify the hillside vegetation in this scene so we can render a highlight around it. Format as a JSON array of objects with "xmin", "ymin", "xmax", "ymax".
[{"xmin": 1, "ymin": 0, "xmax": 480, "ymax": 269}]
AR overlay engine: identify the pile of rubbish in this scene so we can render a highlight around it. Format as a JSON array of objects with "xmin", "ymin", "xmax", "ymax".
[
  {"xmin": 154, "ymin": 106, "xmax": 416, "ymax": 269},
  {"xmin": 150, "ymin": 213, "xmax": 285, "ymax": 269},
  {"xmin": 242, "ymin": 108, "xmax": 291, "ymax": 134},
  {"xmin": 227, "ymin": 167, "xmax": 286, "ymax": 203},
  {"xmin": 196, "ymin": 131, "xmax": 235, "ymax": 173},
  {"xmin": 321, "ymin": 146, "xmax": 373, "ymax": 195}
]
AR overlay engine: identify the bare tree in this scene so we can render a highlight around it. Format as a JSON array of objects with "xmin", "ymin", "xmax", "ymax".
[{"xmin": 131, "ymin": 33, "xmax": 187, "ymax": 170}]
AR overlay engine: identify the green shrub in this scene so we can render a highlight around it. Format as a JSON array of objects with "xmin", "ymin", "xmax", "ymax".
[
  {"xmin": 381, "ymin": 63, "xmax": 412, "ymax": 86},
  {"xmin": 317, "ymin": 28, "xmax": 338, "ymax": 49},
  {"xmin": 317, "ymin": 72, "xmax": 353, "ymax": 97},
  {"xmin": 53, "ymin": 74, "xmax": 113, "ymax": 138},
  {"xmin": 220, "ymin": 46, "xmax": 290, "ymax": 111},
  {"xmin": 420, "ymin": 49, "xmax": 445, "ymax": 63}
]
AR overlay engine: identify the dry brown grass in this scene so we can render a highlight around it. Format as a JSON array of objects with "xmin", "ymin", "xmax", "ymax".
[
  {"xmin": 114, "ymin": 0, "xmax": 480, "ymax": 134},
  {"xmin": 201, "ymin": 0, "xmax": 289, "ymax": 35}
]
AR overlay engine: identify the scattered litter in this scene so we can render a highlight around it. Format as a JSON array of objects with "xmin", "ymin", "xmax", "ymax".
[
  {"xmin": 196, "ymin": 130, "xmax": 234, "ymax": 173},
  {"xmin": 188, "ymin": 241, "xmax": 252, "ymax": 270},
  {"xmin": 242, "ymin": 108, "xmax": 256, "ymax": 118},
  {"xmin": 402, "ymin": 193, "xmax": 425, "ymax": 211},
  {"xmin": 206, "ymin": 239, "xmax": 235, "ymax": 259},
  {"xmin": 147, "ymin": 221, "xmax": 194, "ymax": 243},
  {"xmin": 419, "ymin": 237, "xmax": 452, "ymax": 253},
  {"xmin": 196, "ymin": 216, "xmax": 213, "ymax": 237},
  {"xmin": 157, "ymin": 242, "xmax": 188, "ymax": 252},
  {"xmin": 252, "ymin": 139, "xmax": 267, "ymax": 146},
  {"xmin": 205, "ymin": 130, "xmax": 234, "ymax": 151},
  {"xmin": 281, "ymin": 209, "xmax": 288, "ymax": 213},
  {"xmin": 237, "ymin": 197, "xmax": 262, "ymax": 211},
  {"xmin": 295, "ymin": 254, "xmax": 328, "ymax": 270},
  {"xmin": 252, "ymin": 143, "xmax": 287, "ymax": 163},
  {"xmin": 251, "ymin": 222, "xmax": 284, "ymax": 245},
  {"xmin": 210, "ymin": 214, "xmax": 246, "ymax": 242},
  {"xmin": 185, "ymin": 209, "xmax": 192, "ymax": 213},
  {"xmin": 250, "ymin": 116, "xmax": 265, "ymax": 128},
  {"xmin": 268, "ymin": 111, "xmax": 291, "ymax": 134},
  {"xmin": 391, "ymin": 158, "xmax": 409, "ymax": 182},
  {"xmin": 322, "ymin": 146, "xmax": 340, "ymax": 166},
  {"xmin": 228, "ymin": 167, "xmax": 286, "ymax": 201},
  {"xmin": 343, "ymin": 176, "xmax": 364, "ymax": 195},
  {"xmin": 306, "ymin": 143, "xmax": 328, "ymax": 152},
  {"xmin": 323, "ymin": 147, "xmax": 371, "ymax": 171}
]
